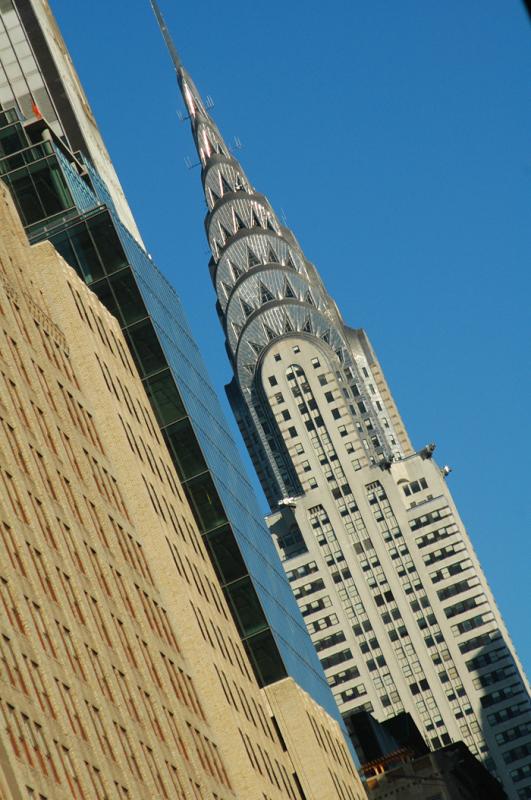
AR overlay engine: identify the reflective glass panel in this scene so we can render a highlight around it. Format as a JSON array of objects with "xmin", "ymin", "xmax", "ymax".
[
  {"xmin": 185, "ymin": 472, "xmax": 227, "ymax": 533},
  {"xmin": 204, "ymin": 525, "xmax": 247, "ymax": 585},
  {"xmin": 164, "ymin": 417, "xmax": 207, "ymax": 481},
  {"xmin": 125, "ymin": 319, "xmax": 166, "ymax": 378},
  {"xmin": 143, "ymin": 369, "xmax": 186, "ymax": 427}
]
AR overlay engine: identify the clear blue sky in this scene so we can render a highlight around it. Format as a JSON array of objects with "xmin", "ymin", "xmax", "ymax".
[{"xmin": 51, "ymin": 1, "xmax": 530, "ymax": 676}]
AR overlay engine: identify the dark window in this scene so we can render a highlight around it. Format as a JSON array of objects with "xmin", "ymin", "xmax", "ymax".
[
  {"xmin": 185, "ymin": 472, "xmax": 227, "ymax": 533},
  {"xmin": 244, "ymin": 629, "xmax": 286, "ymax": 686},
  {"xmin": 8, "ymin": 159, "xmax": 73, "ymax": 225},
  {"xmin": 91, "ymin": 279, "xmax": 121, "ymax": 320},
  {"xmin": 57, "ymin": 221, "xmax": 102, "ymax": 282},
  {"xmin": 225, "ymin": 577, "xmax": 268, "ymax": 638},
  {"xmin": 0, "ymin": 123, "xmax": 27, "ymax": 157},
  {"xmin": 205, "ymin": 525, "xmax": 247, "ymax": 585},
  {"xmin": 125, "ymin": 320, "xmax": 166, "ymax": 377},
  {"xmin": 165, "ymin": 418, "xmax": 207, "ymax": 480},
  {"xmin": 108, "ymin": 270, "xmax": 148, "ymax": 325},
  {"xmin": 69, "ymin": 221, "xmax": 105, "ymax": 283},
  {"xmin": 87, "ymin": 213, "xmax": 128, "ymax": 274},
  {"xmin": 144, "ymin": 370, "xmax": 186, "ymax": 427}
]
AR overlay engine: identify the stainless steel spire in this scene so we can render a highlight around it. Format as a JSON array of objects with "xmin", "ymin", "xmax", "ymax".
[
  {"xmin": 151, "ymin": 12, "xmax": 531, "ymax": 799},
  {"xmin": 150, "ymin": 4, "xmax": 404, "ymax": 508},
  {"xmin": 150, "ymin": 0, "xmax": 182, "ymax": 72}
]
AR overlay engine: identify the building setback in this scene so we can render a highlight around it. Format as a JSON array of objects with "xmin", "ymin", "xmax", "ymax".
[
  {"xmin": 0, "ymin": 0, "xmax": 142, "ymax": 242},
  {"xmin": 152, "ymin": 5, "xmax": 531, "ymax": 799},
  {"xmin": 0, "ymin": 181, "xmax": 365, "ymax": 799}
]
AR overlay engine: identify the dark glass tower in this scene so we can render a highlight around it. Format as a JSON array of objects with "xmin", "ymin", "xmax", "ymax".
[
  {"xmin": 0, "ymin": 1, "xmax": 345, "ymax": 731},
  {"xmin": 152, "ymin": 5, "xmax": 531, "ymax": 799}
]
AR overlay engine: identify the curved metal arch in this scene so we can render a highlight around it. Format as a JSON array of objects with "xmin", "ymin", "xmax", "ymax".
[
  {"xmin": 203, "ymin": 162, "xmax": 252, "ymax": 209},
  {"xmin": 205, "ymin": 188, "xmax": 272, "ymax": 225},
  {"xmin": 206, "ymin": 194, "xmax": 279, "ymax": 254},
  {"xmin": 215, "ymin": 231, "xmax": 308, "ymax": 302},
  {"xmin": 225, "ymin": 269, "xmax": 329, "ymax": 352},
  {"xmin": 235, "ymin": 303, "xmax": 350, "ymax": 394}
]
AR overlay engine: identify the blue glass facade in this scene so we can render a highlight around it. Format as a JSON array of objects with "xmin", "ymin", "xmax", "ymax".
[{"xmin": 0, "ymin": 111, "xmax": 347, "ymax": 731}]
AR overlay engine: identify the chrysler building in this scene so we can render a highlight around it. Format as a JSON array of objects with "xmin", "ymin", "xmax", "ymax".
[{"xmin": 151, "ymin": 4, "xmax": 531, "ymax": 797}]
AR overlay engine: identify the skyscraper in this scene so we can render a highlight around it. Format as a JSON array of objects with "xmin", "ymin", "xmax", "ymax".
[
  {"xmin": 0, "ymin": 0, "xmax": 346, "ymax": 727},
  {"xmin": 156, "ymin": 8, "xmax": 531, "ymax": 799},
  {"xmin": 0, "ymin": 1, "xmax": 368, "ymax": 796}
]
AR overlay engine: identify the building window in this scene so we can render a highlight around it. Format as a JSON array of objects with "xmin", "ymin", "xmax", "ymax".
[{"xmin": 268, "ymin": 375, "xmax": 278, "ymax": 386}]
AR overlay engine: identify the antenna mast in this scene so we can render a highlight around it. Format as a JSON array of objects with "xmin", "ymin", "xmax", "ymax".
[{"xmin": 150, "ymin": 0, "xmax": 182, "ymax": 72}]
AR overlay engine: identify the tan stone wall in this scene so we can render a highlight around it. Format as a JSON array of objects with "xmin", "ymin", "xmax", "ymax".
[
  {"xmin": 264, "ymin": 678, "xmax": 366, "ymax": 800},
  {"xmin": 31, "ymin": 210, "xmax": 303, "ymax": 800},
  {"xmin": 0, "ymin": 185, "xmax": 231, "ymax": 798},
  {"xmin": 0, "ymin": 183, "xmax": 363, "ymax": 798}
]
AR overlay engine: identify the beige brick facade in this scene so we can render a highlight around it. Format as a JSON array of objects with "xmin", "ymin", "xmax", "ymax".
[
  {"xmin": 0, "ymin": 184, "xmax": 365, "ymax": 800},
  {"xmin": 265, "ymin": 679, "xmax": 366, "ymax": 800}
]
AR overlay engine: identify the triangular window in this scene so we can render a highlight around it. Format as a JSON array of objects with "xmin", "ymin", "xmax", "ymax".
[
  {"xmin": 264, "ymin": 325, "xmax": 276, "ymax": 341},
  {"xmin": 305, "ymin": 291, "xmax": 315, "ymax": 306},
  {"xmin": 287, "ymin": 252, "xmax": 297, "ymax": 270},
  {"xmin": 284, "ymin": 280, "xmax": 296, "ymax": 299},
  {"xmin": 229, "ymin": 261, "xmax": 243, "ymax": 281},
  {"xmin": 221, "ymin": 175, "xmax": 232, "ymax": 195},
  {"xmin": 284, "ymin": 316, "xmax": 294, "ymax": 332},
  {"xmin": 221, "ymin": 281, "xmax": 232, "ymax": 298},
  {"xmin": 219, "ymin": 224, "xmax": 232, "ymax": 244},
  {"xmin": 248, "ymin": 248, "xmax": 261, "ymax": 268},
  {"xmin": 249, "ymin": 341, "xmax": 263, "ymax": 355},
  {"xmin": 267, "ymin": 246, "xmax": 280, "ymax": 264},
  {"xmin": 252, "ymin": 210, "xmax": 262, "ymax": 228},
  {"xmin": 259, "ymin": 283, "xmax": 274, "ymax": 304},
  {"xmin": 209, "ymin": 187, "xmax": 220, "ymax": 204},
  {"xmin": 322, "ymin": 329, "xmax": 330, "ymax": 344},
  {"xmin": 241, "ymin": 300, "xmax": 254, "ymax": 317},
  {"xmin": 234, "ymin": 213, "xmax": 246, "ymax": 231},
  {"xmin": 244, "ymin": 363, "xmax": 255, "ymax": 375},
  {"xmin": 335, "ymin": 349, "xmax": 343, "ymax": 362},
  {"xmin": 266, "ymin": 217, "xmax": 276, "ymax": 231},
  {"xmin": 303, "ymin": 317, "xmax": 312, "ymax": 333},
  {"xmin": 232, "ymin": 321, "xmax": 242, "ymax": 337}
]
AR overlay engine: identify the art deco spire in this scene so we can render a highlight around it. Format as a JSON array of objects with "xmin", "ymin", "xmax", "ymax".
[{"xmin": 151, "ymin": 2, "xmax": 406, "ymax": 503}]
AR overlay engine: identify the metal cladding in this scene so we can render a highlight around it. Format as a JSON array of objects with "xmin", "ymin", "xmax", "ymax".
[{"xmin": 151, "ymin": 9, "xmax": 405, "ymax": 506}]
